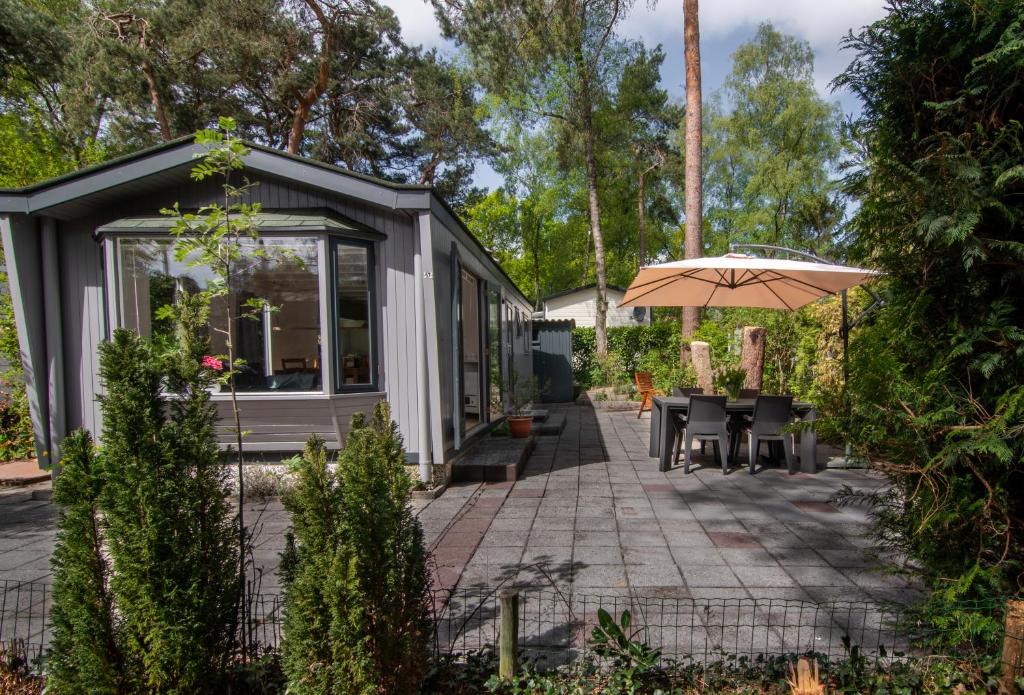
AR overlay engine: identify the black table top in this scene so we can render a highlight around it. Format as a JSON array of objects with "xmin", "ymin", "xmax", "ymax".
[{"xmin": 652, "ymin": 396, "xmax": 814, "ymax": 412}]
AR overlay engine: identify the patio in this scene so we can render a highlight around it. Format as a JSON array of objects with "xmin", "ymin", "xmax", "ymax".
[{"xmin": 421, "ymin": 403, "xmax": 920, "ymax": 606}]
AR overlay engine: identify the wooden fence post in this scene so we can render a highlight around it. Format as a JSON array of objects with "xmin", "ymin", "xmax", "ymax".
[
  {"xmin": 499, "ymin": 589, "xmax": 519, "ymax": 680},
  {"xmin": 1001, "ymin": 600, "xmax": 1024, "ymax": 694}
]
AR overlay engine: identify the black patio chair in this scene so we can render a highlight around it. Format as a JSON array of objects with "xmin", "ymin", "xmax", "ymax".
[
  {"xmin": 671, "ymin": 387, "xmax": 705, "ymax": 452},
  {"xmin": 738, "ymin": 388, "xmax": 760, "ymax": 399},
  {"xmin": 742, "ymin": 395, "xmax": 796, "ymax": 474},
  {"xmin": 672, "ymin": 395, "xmax": 730, "ymax": 474}
]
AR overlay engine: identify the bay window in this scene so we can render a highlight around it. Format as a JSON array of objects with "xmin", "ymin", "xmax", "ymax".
[{"xmin": 115, "ymin": 232, "xmax": 378, "ymax": 394}]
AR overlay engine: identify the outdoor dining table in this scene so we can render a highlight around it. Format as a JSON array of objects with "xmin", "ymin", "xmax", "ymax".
[{"xmin": 648, "ymin": 396, "xmax": 818, "ymax": 473}]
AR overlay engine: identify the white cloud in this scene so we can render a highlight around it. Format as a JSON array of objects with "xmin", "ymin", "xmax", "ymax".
[
  {"xmin": 381, "ymin": 0, "xmax": 450, "ymax": 49},
  {"xmin": 622, "ymin": 0, "xmax": 884, "ymax": 45}
]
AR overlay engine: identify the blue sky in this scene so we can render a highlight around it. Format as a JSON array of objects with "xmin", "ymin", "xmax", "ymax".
[{"xmin": 382, "ymin": 0, "xmax": 889, "ymax": 190}]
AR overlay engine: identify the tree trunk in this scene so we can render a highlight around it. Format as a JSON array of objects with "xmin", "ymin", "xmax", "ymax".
[
  {"xmin": 681, "ymin": 0, "xmax": 703, "ymax": 344},
  {"xmin": 287, "ymin": 0, "xmax": 333, "ymax": 154},
  {"xmin": 141, "ymin": 58, "xmax": 171, "ymax": 141},
  {"xmin": 691, "ymin": 341, "xmax": 713, "ymax": 394},
  {"xmin": 637, "ymin": 165, "xmax": 647, "ymax": 270},
  {"xmin": 739, "ymin": 326, "xmax": 766, "ymax": 390},
  {"xmin": 583, "ymin": 105, "xmax": 609, "ymax": 357}
]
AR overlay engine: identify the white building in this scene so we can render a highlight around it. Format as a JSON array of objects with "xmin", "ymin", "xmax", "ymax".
[{"xmin": 540, "ymin": 284, "xmax": 650, "ymax": 328}]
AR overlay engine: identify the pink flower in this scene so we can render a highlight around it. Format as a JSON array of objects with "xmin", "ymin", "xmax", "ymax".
[{"xmin": 202, "ymin": 355, "xmax": 224, "ymax": 371}]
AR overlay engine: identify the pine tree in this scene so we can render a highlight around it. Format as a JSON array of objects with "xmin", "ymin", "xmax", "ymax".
[
  {"xmin": 281, "ymin": 403, "xmax": 431, "ymax": 694},
  {"xmin": 46, "ymin": 429, "xmax": 122, "ymax": 694}
]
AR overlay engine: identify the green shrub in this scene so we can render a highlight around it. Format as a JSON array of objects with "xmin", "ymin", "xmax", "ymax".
[
  {"xmin": 281, "ymin": 402, "xmax": 431, "ymax": 695},
  {"xmin": 47, "ymin": 429, "xmax": 121, "ymax": 694},
  {"xmin": 47, "ymin": 324, "xmax": 240, "ymax": 694}
]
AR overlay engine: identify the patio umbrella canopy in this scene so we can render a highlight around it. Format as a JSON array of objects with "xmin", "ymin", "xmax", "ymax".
[{"xmin": 618, "ymin": 253, "xmax": 879, "ymax": 310}]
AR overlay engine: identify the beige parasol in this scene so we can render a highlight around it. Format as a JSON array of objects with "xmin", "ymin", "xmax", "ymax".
[{"xmin": 618, "ymin": 253, "xmax": 879, "ymax": 310}]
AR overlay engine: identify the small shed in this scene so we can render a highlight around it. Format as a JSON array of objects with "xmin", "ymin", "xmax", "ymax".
[
  {"xmin": 541, "ymin": 284, "xmax": 649, "ymax": 328},
  {"xmin": 531, "ymin": 319, "xmax": 575, "ymax": 403}
]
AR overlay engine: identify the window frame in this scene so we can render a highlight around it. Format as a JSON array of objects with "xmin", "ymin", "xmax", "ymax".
[
  {"xmin": 330, "ymin": 236, "xmax": 379, "ymax": 393},
  {"xmin": 107, "ymin": 230, "xmax": 383, "ymax": 398}
]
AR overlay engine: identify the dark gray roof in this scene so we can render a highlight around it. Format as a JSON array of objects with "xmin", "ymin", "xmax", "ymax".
[
  {"xmin": 96, "ymin": 210, "xmax": 384, "ymax": 238},
  {"xmin": 0, "ymin": 135, "xmax": 530, "ymax": 305}
]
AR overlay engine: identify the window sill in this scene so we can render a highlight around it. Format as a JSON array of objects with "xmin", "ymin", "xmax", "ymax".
[{"xmin": 209, "ymin": 391, "xmax": 385, "ymax": 401}]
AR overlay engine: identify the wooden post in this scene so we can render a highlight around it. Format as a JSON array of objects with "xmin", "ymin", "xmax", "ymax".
[
  {"xmin": 739, "ymin": 326, "xmax": 766, "ymax": 390},
  {"xmin": 691, "ymin": 341, "xmax": 713, "ymax": 394},
  {"xmin": 1000, "ymin": 599, "xmax": 1024, "ymax": 694},
  {"xmin": 499, "ymin": 589, "xmax": 519, "ymax": 680}
]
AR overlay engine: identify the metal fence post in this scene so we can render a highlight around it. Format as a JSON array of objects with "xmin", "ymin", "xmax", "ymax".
[
  {"xmin": 499, "ymin": 589, "xmax": 519, "ymax": 680},
  {"xmin": 1001, "ymin": 599, "xmax": 1024, "ymax": 694}
]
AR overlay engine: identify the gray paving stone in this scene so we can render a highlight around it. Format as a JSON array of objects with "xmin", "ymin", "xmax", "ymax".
[
  {"xmin": 682, "ymin": 566, "xmax": 743, "ymax": 588},
  {"xmin": 731, "ymin": 565, "xmax": 798, "ymax": 588}
]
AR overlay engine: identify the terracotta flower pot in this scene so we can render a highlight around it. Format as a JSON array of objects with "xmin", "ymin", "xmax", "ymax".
[{"xmin": 507, "ymin": 415, "xmax": 532, "ymax": 438}]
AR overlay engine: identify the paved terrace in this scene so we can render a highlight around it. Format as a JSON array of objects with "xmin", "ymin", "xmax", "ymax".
[
  {"xmin": 420, "ymin": 405, "xmax": 918, "ymax": 606},
  {"xmin": 0, "ymin": 404, "xmax": 921, "ymax": 659}
]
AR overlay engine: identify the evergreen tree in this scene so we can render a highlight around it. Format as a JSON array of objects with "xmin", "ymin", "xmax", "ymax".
[
  {"xmin": 282, "ymin": 403, "xmax": 430, "ymax": 695},
  {"xmin": 96, "ymin": 325, "xmax": 238, "ymax": 692},
  {"xmin": 46, "ymin": 429, "xmax": 122, "ymax": 694}
]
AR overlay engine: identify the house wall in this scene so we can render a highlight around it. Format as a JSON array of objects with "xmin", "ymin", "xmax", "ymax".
[
  {"xmin": 50, "ymin": 172, "xmax": 421, "ymax": 457},
  {"xmin": 427, "ymin": 208, "xmax": 533, "ymax": 460},
  {"xmin": 544, "ymin": 289, "xmax": 649, "ymax": 327}
]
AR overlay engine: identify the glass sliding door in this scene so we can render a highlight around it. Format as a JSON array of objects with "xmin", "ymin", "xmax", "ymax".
[{"xmin": 486, "ymin": 286, "xmax": 503, "ymax": 420}]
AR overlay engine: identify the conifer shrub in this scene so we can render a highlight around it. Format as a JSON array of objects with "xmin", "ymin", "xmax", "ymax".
[
  {"xmin": 282, "ymin": 402, "xmax": 431, "ymax": 695},
  {"xmin": 47, "ymin": 429, "xmax": 121, "ymax": 694},
  {"xmin": 46, "ymin": 314, "xmax": 239, "ymax": 693}
]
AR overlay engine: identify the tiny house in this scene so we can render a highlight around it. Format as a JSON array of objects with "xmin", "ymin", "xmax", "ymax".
[
  {"xmin": 541, "ymin": 284, "xmax": 650, "ymax": 328},
  {"xmin": 0, "ymin": 137, "xmax": 532, "ymax": 483}
]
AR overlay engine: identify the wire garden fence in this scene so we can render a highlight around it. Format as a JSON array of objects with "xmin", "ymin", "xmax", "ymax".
[{"xmin": 1, "ymin": 579, "xmax": 1016, "ymax": 675}]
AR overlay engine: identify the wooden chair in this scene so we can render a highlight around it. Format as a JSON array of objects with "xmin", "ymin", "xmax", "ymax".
[{"xmin": 634, "ymin": 371, "xmax": 661, "ymax": 418}]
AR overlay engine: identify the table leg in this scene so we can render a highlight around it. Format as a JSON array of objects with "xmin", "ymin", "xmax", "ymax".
[
  {"xmin": 649, "ymin": 402, "xmax": 662, "ymax": 458},
  {"xmin": 799, "ymin": 408, "xmax": 818, "ymax": 473},
  {"xmin": 659, "ymin": 406, "xmax": 676, "ymax": 472}
]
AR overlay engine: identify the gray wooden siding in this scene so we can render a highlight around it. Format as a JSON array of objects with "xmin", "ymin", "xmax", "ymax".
[
  {"xmin": 57, "ymin": 222, "xmax": 106, "ymax": 437},
  {"xmin": 55, "ymin": 172, "xmax": 421, "ymax": 458},
  {"xmin": 213, "ymin": 394, "xmax": 383, "ymax": 450},
  {"xmin": 427, "ymin": 212, "xmax": 534, "ymax": 458}
]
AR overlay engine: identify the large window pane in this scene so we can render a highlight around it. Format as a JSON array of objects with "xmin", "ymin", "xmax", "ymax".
[
  {"xmin": 118, "ymin": 236, "xmax": 322, "ymax": 392},
  {"xmin": 335, "ymin": 242, "xmax": 373, "ymax": 387}
]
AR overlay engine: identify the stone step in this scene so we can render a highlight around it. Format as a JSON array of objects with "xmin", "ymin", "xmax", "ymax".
[
  {"xmin": 532, "ymin": 412, "xmax": 566, "ymax": 436},
  {"xmin": 451, "ymin": 435, "xmax": 535, "ymax": 483}
]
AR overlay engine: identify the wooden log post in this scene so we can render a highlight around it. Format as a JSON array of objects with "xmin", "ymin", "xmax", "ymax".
[
  {"xmin": 691, "ymin": 341, "xmax": 713, "ymax": 394},
  {"xmin": 1000, "ymin": 599, "xmax": 1024, "ymax": 694},
  {"xmin": 499, "ymin": 589, "xmax": 519, "ymax": 680},
  {"xmin": 739, "ymin": 326, "xmax": 766, "ymax": 390}
]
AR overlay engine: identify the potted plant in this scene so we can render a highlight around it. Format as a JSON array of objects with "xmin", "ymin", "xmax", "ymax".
[
  {"xmin": 503, "ymin": 370, "xmax": 537, "ymax": 438},
  {"xmin": 714, "ymin": 366, "xmax": 747, "ymax": 400}
]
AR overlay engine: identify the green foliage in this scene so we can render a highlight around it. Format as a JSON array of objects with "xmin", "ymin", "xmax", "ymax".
[
  {"xmin": 46, "ymin": 429, "xmax": 121, "ymax": 694},
  {"xmin": 46, "ymin": 313, "xmax": 239, "ymax": 693},
  {"xmin": 832, "ymin": 0, "xmax": 1024, "ymax": 606},
  {"xmin": 96, "ymin": 328, "xmax": 239, "ymax": 693},
  {"xmin": 281, "ymin": 402, "xmax": 431, "ymax": 695},
  {"xmin": 698, "ymin": 23, "xmax": 849, "ymax": 256}
]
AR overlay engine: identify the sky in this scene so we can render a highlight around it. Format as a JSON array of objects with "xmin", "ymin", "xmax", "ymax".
[{"xmin": 382, "ymin": 0, "xmax": 891, "ymax": 190}]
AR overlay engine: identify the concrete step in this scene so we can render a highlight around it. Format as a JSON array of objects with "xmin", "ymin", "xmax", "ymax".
[
  {"xmin": 532, "ymin": 412, "xmax": 566, "ymax": 436},
  {"xmin": 451, "ymin": 435, "xmax": 535, "ymax": 483}
]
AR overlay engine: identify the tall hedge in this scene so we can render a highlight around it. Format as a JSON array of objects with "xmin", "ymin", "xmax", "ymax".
[
  {"xmin": 282, "ymin": 402, "xmax": 431, "ymax": 695},
  {"xmin": 835, "ymin": 0, "xmax": 1024, "ymax": 604}
]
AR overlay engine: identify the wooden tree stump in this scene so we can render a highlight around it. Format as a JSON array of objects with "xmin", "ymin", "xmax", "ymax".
[
  {"xmin": 691, "ymin": 341, "xmax": 713, "ymax": 394},
  {"xmin": 1000, "ymin": 599, "xmax": 1024, "ymax": 694},
  {"xmin": 739, "ymin": 326, "xmax": 766, "ymax": 390}
]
